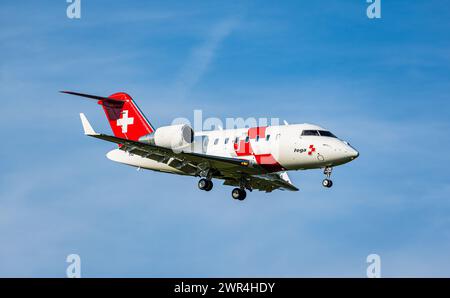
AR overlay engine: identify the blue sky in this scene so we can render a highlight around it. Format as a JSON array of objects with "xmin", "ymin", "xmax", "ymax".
[{"xmin": 1, "ymin": 0, "xmax": 450, "ymax": 277}]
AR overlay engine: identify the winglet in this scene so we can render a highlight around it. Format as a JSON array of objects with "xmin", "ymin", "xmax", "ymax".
[{"xmin": 79, "ymin": 113, "xmax": 98, "ymax": 135}]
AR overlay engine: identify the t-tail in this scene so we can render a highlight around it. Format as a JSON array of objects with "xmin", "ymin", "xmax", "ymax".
[{"xmin": 61, "ymin": 91, "xmax": 154, "ymax": 141}]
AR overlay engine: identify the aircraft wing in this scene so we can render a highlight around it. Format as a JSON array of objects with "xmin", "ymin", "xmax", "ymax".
[
  {"xmin": 223, "ymin": 172, "xmax": 299, "ymax": 192},
  {"xmin": 79, "ymin": 113, "xmax": 298, "ymax": 192}
]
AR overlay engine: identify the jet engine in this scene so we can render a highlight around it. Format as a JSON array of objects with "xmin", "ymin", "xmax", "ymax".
[{"xmin": 138, "ymin": 124, "xmax": 194, "ymax": 150}]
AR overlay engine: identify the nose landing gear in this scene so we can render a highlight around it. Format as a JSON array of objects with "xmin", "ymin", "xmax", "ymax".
[
  {"xmin": 322, "ymin": 167, "xmax": 333, "ymax": 188},
  {"xmin": 322, "ymin": 179, "xmax": 333, "ymax": 188},
  {"xmin": 198, "ymin": 178, "xmax": 213, "ymax": 191}
]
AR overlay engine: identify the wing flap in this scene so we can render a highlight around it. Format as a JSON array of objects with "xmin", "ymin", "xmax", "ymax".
[{"xmin": 223, "ymin": 172, "xmax": 299, "ymax": 192}]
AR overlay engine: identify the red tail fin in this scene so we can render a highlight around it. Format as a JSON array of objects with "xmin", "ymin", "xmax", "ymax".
[
  {"xmin": 98, "ymin": 92, "xmax": 154, "ymax": 140},
  {"xmin": 61, "ymin": 91, "xmax": 154, "ymax": 140}
]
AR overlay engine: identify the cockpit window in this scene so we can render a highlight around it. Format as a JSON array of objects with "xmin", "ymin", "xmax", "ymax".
[
  {"xmin": 301, "ymin": 130, "xmax": 337, "ymax": 138},
  {"xmin": 318, "ymin": 130, "xmax": 337, "ymax": 138},
  {"xmin": 301, "ymin": 130, "xmax": 320, "ymax": 136}
]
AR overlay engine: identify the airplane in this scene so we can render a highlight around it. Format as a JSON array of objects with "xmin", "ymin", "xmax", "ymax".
[{"xmin": 63, "ymin": 91, "xmax": 359, "ymax": 201}]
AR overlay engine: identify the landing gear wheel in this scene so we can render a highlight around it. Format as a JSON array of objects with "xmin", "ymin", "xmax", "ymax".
[
  {"xmin": 322, "ymin": 179, "xmax": 333, "ymax": 188},
  {"xmin": 239, "ymin": 190, "xmax": 247, "ymax": 200},
  {"xmin": 204, "ymin": 180, "xmax": 213, "ymax": 191},
  {"xmin": 232, "ymin": 188, "xmax": 246, "ymax": 200},
  {"xmin": 198, "ymin": 179, "xmax": 207, "ymax": 190},
  {"xmin": 198, "ymin": 178, "xmax": 213, "ymax": 191},
  {"xmin": 322, "ymin": 167, "xmax": 333, "ymax": 188}
]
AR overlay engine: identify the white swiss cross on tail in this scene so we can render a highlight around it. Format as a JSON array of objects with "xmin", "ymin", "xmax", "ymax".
[{"xmin": 117, "ymin": 110, "xmax": 134, "ymax": 133}]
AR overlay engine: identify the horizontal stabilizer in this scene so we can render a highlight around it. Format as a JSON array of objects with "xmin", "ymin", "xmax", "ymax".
[{"xmin": 60, "ymin": 91, "xmax": 125, "ymax": 102}]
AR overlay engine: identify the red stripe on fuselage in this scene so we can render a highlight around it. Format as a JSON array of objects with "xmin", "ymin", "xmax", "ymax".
[
  {"xmin": 233, "ymin": 126, "xmax": 284, "ymax": 172},
  {"xmin": 248, "ymin": 126, "xmax": 267, "ymax": 139}
]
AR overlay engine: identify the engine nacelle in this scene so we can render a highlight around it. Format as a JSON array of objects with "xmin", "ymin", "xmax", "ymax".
[{"xmin": 138, "ymin": 124, "xmax": 194, "ymax": 150}]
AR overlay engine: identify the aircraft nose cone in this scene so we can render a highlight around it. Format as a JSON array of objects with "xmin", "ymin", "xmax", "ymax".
[
  {"xmin": 342, "ymin": 142, "xmax": 359, "ymax": 160},
  {"xmin": 349, "ymin": 148, "xmax": 359, "ymax": 159}
]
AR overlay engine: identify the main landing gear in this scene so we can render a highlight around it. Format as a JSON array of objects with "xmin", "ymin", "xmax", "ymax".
[
  {"xmin": 322, "ymin": 166, "xmax": 333, "ymax": 188},
  {"xmin": 198, "ymin": 176, "xmax": 248, "ymax": 201},
  {"xmin": 231, "ymin": 188, "xmax": 246, "ymax": 201},
  {"xmin": 198, "ymin": 178, "xmax": 213, "ymax": 191}
]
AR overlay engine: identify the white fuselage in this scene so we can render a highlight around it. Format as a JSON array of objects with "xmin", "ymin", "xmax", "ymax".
[{"xmin": 106, "ymin": 123, "xmax": 359, "ymax": 175}]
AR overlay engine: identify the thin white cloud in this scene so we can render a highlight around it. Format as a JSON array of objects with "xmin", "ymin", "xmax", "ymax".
[{"xmin": 174, "ymin": 17, "xmax": 239, "ymax": 99}]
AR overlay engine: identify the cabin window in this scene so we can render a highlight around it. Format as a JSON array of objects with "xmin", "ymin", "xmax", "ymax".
[
  {"xmin": 266, "ymin": 134, "xmax": 271, "ymax": 141},
  {"xmin": 201, "ymin": 136, "xmax": 209, "ymax": 153},
  {"xmin": 256, "ymin": 136, "xmax": 260, "ymax": 142},
  {"xmin": 234, "ymin": 137, "xmax": 239, "ymax": 144},
  {"xmin": 214, "ymin": 138, "xmax": 219, "ymax": 145},
  {"xmin": 245, "ymin": 136, "xmax": 250, "ymax": 143},
  {"xmin": 224, "ymin": 138, "xmax": 229, "ymax": 144}
]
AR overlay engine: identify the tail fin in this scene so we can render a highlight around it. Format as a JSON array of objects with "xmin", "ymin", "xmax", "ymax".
[{"xmin": 62, "ymin": 91, "xmax": 154, "ymax": 141}]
